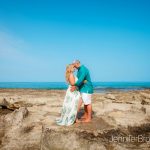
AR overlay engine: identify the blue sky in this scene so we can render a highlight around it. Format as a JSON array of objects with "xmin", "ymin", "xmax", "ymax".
[{"xmin": 0, "ymin": 0, "xmax": 150, "ymax": 82}]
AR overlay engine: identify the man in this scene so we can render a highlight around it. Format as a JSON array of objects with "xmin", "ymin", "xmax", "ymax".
[{"xmin": 71, "ymin": 60, "xmax": 94, "ymax": 122}]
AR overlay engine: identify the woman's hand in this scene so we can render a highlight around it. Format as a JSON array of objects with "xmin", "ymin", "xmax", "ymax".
[{"xmin": 83, "ymin": 80, "xmax": 87, "ymax": 83}]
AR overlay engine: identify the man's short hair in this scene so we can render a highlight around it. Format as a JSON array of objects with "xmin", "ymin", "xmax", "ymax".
[{"xmin": 72, "ymin": 60, "xmax": 80, "ymax": 64}]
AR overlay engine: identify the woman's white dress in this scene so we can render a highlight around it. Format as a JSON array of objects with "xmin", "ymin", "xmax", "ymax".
[{"xmin": 56, "ymin": 76, "xmax": 80, "ymax": 126}]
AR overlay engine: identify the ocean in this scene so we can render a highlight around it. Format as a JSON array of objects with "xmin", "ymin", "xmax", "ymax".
[{"xmin": 0, "ymin": 82, "xmax": 150, "ymax": 93}]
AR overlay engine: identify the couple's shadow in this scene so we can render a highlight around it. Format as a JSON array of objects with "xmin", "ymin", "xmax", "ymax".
[{"xmin": 77, "ymin": 108, "xmax": 95, "ymax": 119}]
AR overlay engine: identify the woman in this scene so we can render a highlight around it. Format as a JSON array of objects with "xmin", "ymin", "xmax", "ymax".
[{"xmin": 56, "ymin": 64, "xmax": 81, "ymax": 126}]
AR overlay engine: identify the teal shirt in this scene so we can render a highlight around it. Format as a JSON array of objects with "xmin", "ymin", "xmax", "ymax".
[{"xmin": 75, "ymin": 65, "xmax": 94, "ymax": 94}]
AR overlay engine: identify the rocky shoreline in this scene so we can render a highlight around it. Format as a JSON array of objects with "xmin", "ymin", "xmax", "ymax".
[{"xmin": 0, "ymin": 89, "xmax": 150, "ymax": 150}]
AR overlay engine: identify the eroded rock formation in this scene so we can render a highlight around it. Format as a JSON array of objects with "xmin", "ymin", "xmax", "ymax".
[{"xmin": 0, "ymin": 89, "xmax": 150, "ymax": 150}]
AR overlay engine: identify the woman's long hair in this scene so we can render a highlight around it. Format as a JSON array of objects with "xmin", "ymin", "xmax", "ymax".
[{"xmin": 65, "ymin": 64, "xmax": 74, "ymax": 83}]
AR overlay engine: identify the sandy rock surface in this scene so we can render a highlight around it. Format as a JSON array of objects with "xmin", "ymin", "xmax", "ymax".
[{"xmin": 0, "ymin": 89, "xmax": 150, "ymax": 150}]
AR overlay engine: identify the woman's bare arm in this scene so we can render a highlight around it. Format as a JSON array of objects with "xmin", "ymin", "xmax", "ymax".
[{"xmin": 68, "ymin": 73, "xmax": 75, "ymax": 86}]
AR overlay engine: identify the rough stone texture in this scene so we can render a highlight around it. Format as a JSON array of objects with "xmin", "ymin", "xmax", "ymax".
[{"xmin": 0, "ymin": 89, "xmax": 150, "ymax": 150}]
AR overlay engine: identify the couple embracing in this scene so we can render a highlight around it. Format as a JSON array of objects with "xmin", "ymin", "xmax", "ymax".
[{"xmin": 56, "ymin": 60, "xmax": 93, "ymax": 126}]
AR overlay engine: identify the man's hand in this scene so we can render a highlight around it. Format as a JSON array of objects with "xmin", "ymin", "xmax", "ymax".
[{"xmin": 70, "ymin": 86, "xmax": 76, "ymax": 92}]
